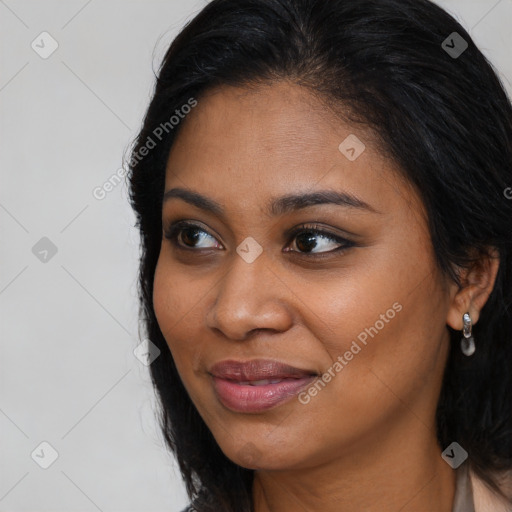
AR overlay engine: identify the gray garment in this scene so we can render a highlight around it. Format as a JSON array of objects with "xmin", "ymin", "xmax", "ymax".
[
  {"xmin": 180, "ymin": 462, "xmax": 477, "ymax": 511},
  {"xmin": 452, "ymin": 461, "xmax": 476, "ymax": 512}
]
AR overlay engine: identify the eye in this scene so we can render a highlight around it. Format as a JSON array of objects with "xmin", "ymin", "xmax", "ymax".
[
  {"xmin": 284, "ymin": 223, "xmax": 354, "ymax": 256},
  {"xmin": 164, "ymin": 221, "xmax": 222, "ymax": 250},
  {"xmin": 163, "ymin": 221, "xmax": 355, "ymax": 256}
]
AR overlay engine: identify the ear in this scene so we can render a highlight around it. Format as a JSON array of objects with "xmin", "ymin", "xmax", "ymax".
[{"xmin": 446, "ymin": 247, "xmax": 500, "ymax": 330}]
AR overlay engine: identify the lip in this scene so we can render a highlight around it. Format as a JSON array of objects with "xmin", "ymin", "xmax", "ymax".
[{"xmin": 209, "ymin": 359, "xmax": 318, "ymax": 413}]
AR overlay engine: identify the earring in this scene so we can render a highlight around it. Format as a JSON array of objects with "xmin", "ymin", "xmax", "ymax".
[{"xmin": 461, "ymin": 312, "xmax": 475, "ymax": 356}]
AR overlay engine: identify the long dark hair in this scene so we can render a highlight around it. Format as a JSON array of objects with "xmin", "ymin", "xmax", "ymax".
[{"xmin": 126, "ymin": 1, "xmax": 512, "ymax": 510}]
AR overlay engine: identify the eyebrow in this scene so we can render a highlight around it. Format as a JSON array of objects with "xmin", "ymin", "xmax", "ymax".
[{"xmin": 162, "ymin": 187, "xmax": 380, "ymax": 217}]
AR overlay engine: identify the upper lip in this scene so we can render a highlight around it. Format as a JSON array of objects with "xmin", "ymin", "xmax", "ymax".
[{"xmin": 209, "ymin": 359, "xmax": 318, "ymax": 381}]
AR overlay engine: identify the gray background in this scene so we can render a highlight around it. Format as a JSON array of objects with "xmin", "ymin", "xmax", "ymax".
[{"xmin": 0, "ymin": 1, "xmax": 510, "ymax": 511}]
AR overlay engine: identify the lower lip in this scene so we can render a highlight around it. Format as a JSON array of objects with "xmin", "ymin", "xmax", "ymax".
[{"xmin": 211, "ymin": 375, "xmax": 316, "ymax": 413}]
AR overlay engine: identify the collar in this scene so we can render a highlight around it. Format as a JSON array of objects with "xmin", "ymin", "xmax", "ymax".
[{"xmin": 452, "ymin": 461, "xmax": 476, "ymax": 512}]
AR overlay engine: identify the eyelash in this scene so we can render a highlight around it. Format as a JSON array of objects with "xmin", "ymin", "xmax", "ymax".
[{"xmin": 163, "ymin": 220, "xmax": 355, "ymax": 258}]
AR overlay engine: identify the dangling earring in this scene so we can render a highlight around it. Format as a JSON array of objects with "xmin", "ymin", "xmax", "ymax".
[{"xmin": 461, "ymin": 312, "xmax": 475, "ymax": 356}]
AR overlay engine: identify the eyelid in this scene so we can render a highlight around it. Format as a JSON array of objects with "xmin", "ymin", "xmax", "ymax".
[
  {"xmin": 283, "ymin": 221, "xmax": 359, "ymax": 241},
  {"xmin": 284, "ymin": 223, "xmax": 353, "ymax": 244}
]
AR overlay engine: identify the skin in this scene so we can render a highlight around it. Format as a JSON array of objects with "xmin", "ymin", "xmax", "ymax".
[{"xmin": 152, "ymin": 81, "xmax": 500, "ymax": 512}]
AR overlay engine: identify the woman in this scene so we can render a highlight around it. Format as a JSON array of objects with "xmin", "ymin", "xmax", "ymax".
[{"xmin": 126, "ymin": 0, "xmax": 512, "ymax": 510}]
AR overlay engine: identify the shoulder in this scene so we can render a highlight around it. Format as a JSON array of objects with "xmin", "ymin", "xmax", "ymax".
[{"xmin": 470, "ymin": 467, "xmax": 512, "ymax": 512}]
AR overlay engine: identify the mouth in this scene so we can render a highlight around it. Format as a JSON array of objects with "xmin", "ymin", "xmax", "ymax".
[{"xmin": 209, "ymin": 359, "xmax": 318, "ymax": 413}]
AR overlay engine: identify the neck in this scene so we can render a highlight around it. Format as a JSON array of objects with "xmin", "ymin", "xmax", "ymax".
[{"xmin": 252, "ymin": 421, "xmax": 456, "ymax": 512}]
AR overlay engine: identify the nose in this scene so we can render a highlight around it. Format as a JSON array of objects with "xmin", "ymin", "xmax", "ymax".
[{"xmin": 206, "ymin": 250, "xmax": 294, "ymax": 341}]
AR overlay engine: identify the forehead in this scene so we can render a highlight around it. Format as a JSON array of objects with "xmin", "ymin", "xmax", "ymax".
[{"xmin": 164, "ymin": 81, "xmax": 423, "ymax": 220}]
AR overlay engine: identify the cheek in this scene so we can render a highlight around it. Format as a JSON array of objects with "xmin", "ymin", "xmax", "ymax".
[
  {"xmin": 297, "ymin": 245, "xmax": 407, "ymax": 358},
  {"xmin": 153, "ymin": 257, "xmax": 178, "ymax": 343},
  {"xmin": 153, "ymin": 256, "xmax": 195, "ymax": 355},
  {"xmin": 152, "ymin": 256, "xmax": 228, "ymax": 425},
  {"xmin": 302, "ymin": 238, "xmax": 443, "ymax": 405}
]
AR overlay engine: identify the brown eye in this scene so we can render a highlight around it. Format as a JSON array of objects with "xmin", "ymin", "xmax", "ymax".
[
  {"xmin": 163, "ymin": 221, "xmax": 355, "ymax": 257},
  {"xmin": 164, "ymin": 221, "xmax": 222, "ymax": 250},
  {"xmin": 294, "ymin": 231, "xmax": 319, "ymax": 253},
  {"xmin": 179, "ymin": 226, "xmax": 203, "ymax": 247},
  {"xmin": 285, "ymin": 224, "xmax": 355, "ymax": 256}
]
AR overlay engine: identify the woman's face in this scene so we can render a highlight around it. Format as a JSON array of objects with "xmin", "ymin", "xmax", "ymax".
[{"xmin": 153, "ymin": 81, "xmax": 454, "ymax": 470}]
